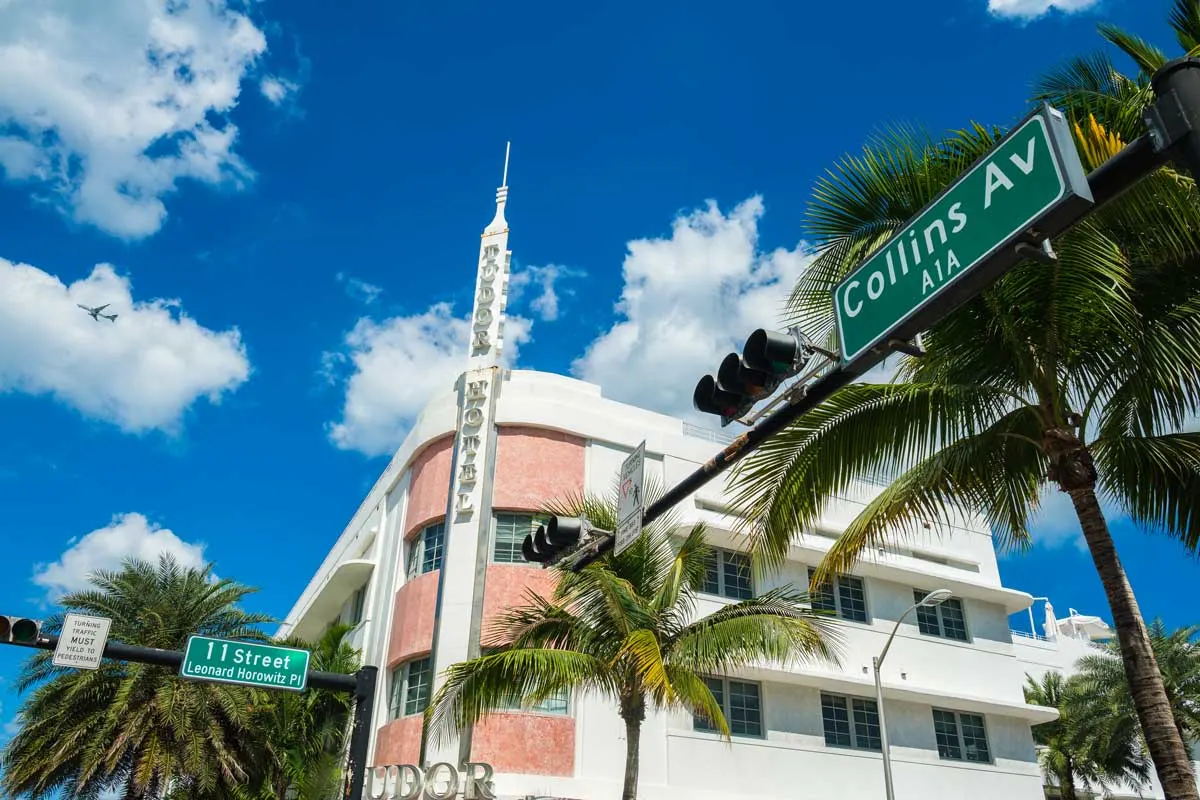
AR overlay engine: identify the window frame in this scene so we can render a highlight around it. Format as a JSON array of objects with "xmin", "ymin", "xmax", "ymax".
[
  {"xmin": 692, "ymin": 676, "xmax": 764, "ymax": 738},
  {"xmin": 807, "ymin": 568, "xmax": 870, "ymax": 623},
  {"xmin": 931, "ymin": 708, "xmax": 992, "ymax": 763},
  {"xmin": 389, "ymin": 656, "xmax": 432, "ymax": 719},
  {"xmin": 406, "ymin": 521, "xmax": 445, "ymax": 579},
  {"xmin": 820, "ymin": 692, "xmax": 882, "ymax": 751},
  {"xmin": 700, "ymin": 548, "xmax": 754, "ymax": 600},
  {"xmin": 491, "ymin": 512, "xmax": 541, "ymax": 565},
  {"xmin": 348, "ymin": 584, "xmax": 367, "ymax": 626},
  {"xmin": 913, "ymin": 589, "xmax": 970, "ymax": 642}
]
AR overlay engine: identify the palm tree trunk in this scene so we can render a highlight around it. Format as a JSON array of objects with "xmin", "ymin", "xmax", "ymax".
[
  {"xmin": 619, "ymin": 695, "xmax": 646, "ymax": 800},
  {"xmin": 1068, "ymin": 485, "xmax": 1198, "ymax": 800},
  {"xmin": 1058, "ymin": 760, "xmax": 1077, "ymax": 800}
]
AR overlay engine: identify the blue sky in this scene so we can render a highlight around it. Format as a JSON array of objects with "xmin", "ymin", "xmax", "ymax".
[{"xmin": 0, "ymin": 0, "xmax": 1194, "ymax": 739}]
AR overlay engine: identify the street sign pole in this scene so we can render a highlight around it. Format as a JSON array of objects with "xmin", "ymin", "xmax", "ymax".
[
  {"xmin": 343, "ymin": 665, "xmax": 379, "ymax": 800},
  {"xmin": 6, "ymin": 632, "xmax": 372, "ymax": 797}
]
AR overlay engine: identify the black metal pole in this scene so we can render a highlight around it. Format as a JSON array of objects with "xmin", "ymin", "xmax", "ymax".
[
  {"xmin": 570, "ymin": 364, "xmax": 858, "ymax": 571},
  {"xmin": 343, "ymin": 665, "xmax": 379, "ymax": 800},
  {"xmin": 1151, "ymin": 58, "xmax": 1200, "ymax": 181},
  {"xmin": 19, "ymin": 635, "xmax": 359, "ymax": 692}
]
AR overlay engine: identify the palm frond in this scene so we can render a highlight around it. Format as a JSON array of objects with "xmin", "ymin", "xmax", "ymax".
[
  {"xmin": 1098, "ymin": 23, "xmax": 1169, "ymax": 73},
  {"xmin": 811, "ymin": 403, "xmax": 1045, "ymax": 584},
  {"xmin": 729, "ymin": 383, "xmax": 1020, "ymax": 572},
  {"xmin": 1093, "ymin": 433, "xmax": 1200, "ymax": 552},
  {"xmin": 423, "ymin": 648, "xmax": 617, "ymax": 747}
]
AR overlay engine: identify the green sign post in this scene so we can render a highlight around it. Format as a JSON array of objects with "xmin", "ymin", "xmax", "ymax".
[
  {"xmin": 180, "ymin": 635, "xmax": 311, "ymax": 692},
  {"xmin": 833, "ymin": 104, "xmax": 1093, "ymax": 366}
]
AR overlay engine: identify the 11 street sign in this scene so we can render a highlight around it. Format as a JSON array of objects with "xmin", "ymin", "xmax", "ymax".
[
  {"xmin": 180, "ymin": 635, "xmax": 311, "ymax": 692},
  {"xmin": 833, "ymin": 104, "xmax": 1093, "ymax": 367}
]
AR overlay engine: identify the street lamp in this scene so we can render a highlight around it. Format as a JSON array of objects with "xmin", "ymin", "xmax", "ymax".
[{"xmin": 874, "ymin": 588, "xmax": 953, "ymax": 800}]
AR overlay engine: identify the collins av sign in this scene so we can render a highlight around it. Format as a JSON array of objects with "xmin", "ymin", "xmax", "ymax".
[{"xmin": 367, "ymin": 762, "xmax": 495, "ymax": 800}]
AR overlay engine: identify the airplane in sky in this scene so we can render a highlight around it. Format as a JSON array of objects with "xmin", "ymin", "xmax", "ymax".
[{"xmin": 78, "ymin": 304, "xmax": 118, "ymax": 322}]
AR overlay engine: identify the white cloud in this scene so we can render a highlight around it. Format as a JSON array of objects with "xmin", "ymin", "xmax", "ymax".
[
  {"xmin": 324, "ymin": 303, "xmax": 532, "ymax": 457},
  {"xmin": 572, "ymin": 197, "xmax": 814, "ymax": 420},
  {"xmin": 987, "ymin": 0, "xmax": 1099, "ymax": 20},
  {"xmin": 509, "ymin": 265, "xmax": 584, "ymax": 322},
  {"xmin": 260, "ymin": 75, "xmax": 299, "ymax": 106},
  {"xmin": 1023, "ymin": 486, "xmax": 1128, "ymax": 553},
  {"xmin": 336, "ymin": 272, "xmax": 383, "ymax": 305},
  {"xmin": 31, "ymin": 513, "xmax": 208, "ymax": 600},
  {"xmin": 0, "ymin": 257, "xmax": 250, "ymax": 433},
  {"xmin": 0, "ymin": 0, "xmax": 275, "ymax": 238}
]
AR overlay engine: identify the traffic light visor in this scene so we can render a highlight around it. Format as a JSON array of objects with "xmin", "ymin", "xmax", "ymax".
[
  {"xmin": 0, "ymin": 616, "xmax": 39, "ymax": 644},
  {"xmin": 743, "ymin": 329, "xmax": 798, "ymax": 374},
  {"xmin": 716, "ymin": 353, "xmax": 769, "ymax": 396},
  {"xmin": 693, "ymin": 375, "xmax": 742, "ymax": 417},
  {"xmin": 11, "ymin": 618, "xmax": 38, "ymax": 644},
  {"xmin": 545, "ymin": 517, "xmax": 582, "ymax": 548}
]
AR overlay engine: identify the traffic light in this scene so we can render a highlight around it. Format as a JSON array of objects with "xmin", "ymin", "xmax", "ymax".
[
  {"xmin": 693, "ymin": 328, "xmax": 810, "ymax": 426},
  {"xmin": 521, "ymin": 517, "xmax": 584, "ymax": 564},
  {"xmin": 0, "ymin": 616, "xmax": 41, "ymax": 646}
]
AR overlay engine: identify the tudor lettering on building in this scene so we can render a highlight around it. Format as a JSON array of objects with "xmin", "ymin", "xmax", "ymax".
[
  {"xmin": 368, "ymin": 761, "xmax": 495, "ymax": 800},
  {"xmin": 472, "ymin": 245, "xmax": 504, "ymax": 355}
]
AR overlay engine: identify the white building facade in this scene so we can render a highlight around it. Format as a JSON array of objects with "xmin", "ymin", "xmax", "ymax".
[{"xmin": 278, "ymin": 160, "xmax": 1169, "ymax": 800}]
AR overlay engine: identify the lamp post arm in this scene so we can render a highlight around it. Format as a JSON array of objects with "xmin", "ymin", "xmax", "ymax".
[{"xmin": 877, "ymin": 603, "xmax": 918, "ymax": 668}]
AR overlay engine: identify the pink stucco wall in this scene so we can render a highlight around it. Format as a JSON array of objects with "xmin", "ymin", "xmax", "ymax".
[
  {"xmin": 471, "ymin": 713, "xmax": 575, "ymax": 776},
  {"xmin": 373, "ymin": 715, "xmax": 422, "ymax": 766},
  {"xmin": 480, "ymin": 564, "xmax": 559, "ymax": 645},
  {"xmin": 387, "ymin": 569, "xmax": 438, "ymax": 667},
  {"xmin": 405, "ymin": 436, "xmax": 454, "ymax": 536},
  {"xmin": 491, "ymin": 426, "xmax": 585, "ymax": 511}
]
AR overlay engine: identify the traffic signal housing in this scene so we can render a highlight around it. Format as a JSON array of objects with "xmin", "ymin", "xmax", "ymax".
[
  {"xmin": 693, "ymin": 328, "xmax": 808, "ymax": 426},
  {"xmin": 0, "ymin": 616, "xmax": 41, "ymax": 646},
  {"xmin": 521, "ymin": 517, "xmax": 584, "ymax": 564}
]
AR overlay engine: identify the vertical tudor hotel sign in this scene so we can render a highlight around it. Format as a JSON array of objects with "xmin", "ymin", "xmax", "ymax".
[
  {"xmin": 455, "ymin": 200, "xmax": 509, "ymax": 519},
  {"xmin": 454, "ymin": 376, "xmax": 487, "ymax": 519}
]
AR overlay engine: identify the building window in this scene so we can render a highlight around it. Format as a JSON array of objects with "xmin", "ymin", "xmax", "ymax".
[
  {"xmin": 693, "ymin": 676, "xmax": 762, "ymax": 736},
  {"xmin": 821, "ymin": 693, "xmax": 881, "ymax": 750},
  {"xmin": 349, "ymin": 585, "xmax": 367, "ymax": 625},
  {"xmin": 932, "ymin": 709, "xmax": 991, "ymax": 762},
  {"xmin": 914, "ymin": 590, "xmax": 969, "ymax": 641},
  {"xmin": 808, "ymin": 568, "xmax": 869, "ymax": 622},
  {"xmin": 492, "ymin": 513, "xmax": 538, "ymax": 564},
  {"xmin": 406, "ymin": 522, "xmax": 445, "ymax": 578},
  {"xmin": 701, "ymin": 549, "xmax": 753, "ymax": 600},
  {"xmin": 389, "ymin": 657, "xmax": 432, "ymax": 719}
]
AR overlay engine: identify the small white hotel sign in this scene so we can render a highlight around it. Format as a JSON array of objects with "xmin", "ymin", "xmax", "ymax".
[{"xmin": 52, "ymin": 613, "xmax": 112, "ymax": 671}]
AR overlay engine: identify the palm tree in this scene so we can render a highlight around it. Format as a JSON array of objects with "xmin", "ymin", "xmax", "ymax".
[
  {"xmin": 728, "ymin": 10, "xmax": 1200, "ymax": 796},
  {"xmin": 1023, "ymin": 670, "xmax": 1149, "ymax": 800},
  {"xmin": 423, "ymin": 490, "xmax": 842, "ymax": 800},
  {"xmin": 1, "ymin": 554, "xmax": 273, "ymax": 799},
  {"xmin": 1071, "ymin": 620, "xmax": 1200, "ymax": 757},
  {"xmin": 238, "ymin": 623, "xmax": 362, "ymax": 800}
]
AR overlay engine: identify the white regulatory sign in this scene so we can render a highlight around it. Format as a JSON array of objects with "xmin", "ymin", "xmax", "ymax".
[
  {"xmin": 53, "ymin": 613, "xmax": 112, "ymax": 671},
  {"xmin": 614, "ymin": 440, "xmax": 646, "ymax": 556}
]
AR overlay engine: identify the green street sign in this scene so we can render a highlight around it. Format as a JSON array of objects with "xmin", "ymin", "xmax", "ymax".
[
  {"xmin": 179, "ymin": 635, "xmax": 310, "ymax": 692},
  {"xmin": 833, "ymin": 104, "xmax": 1093, "ymax": 366}
]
